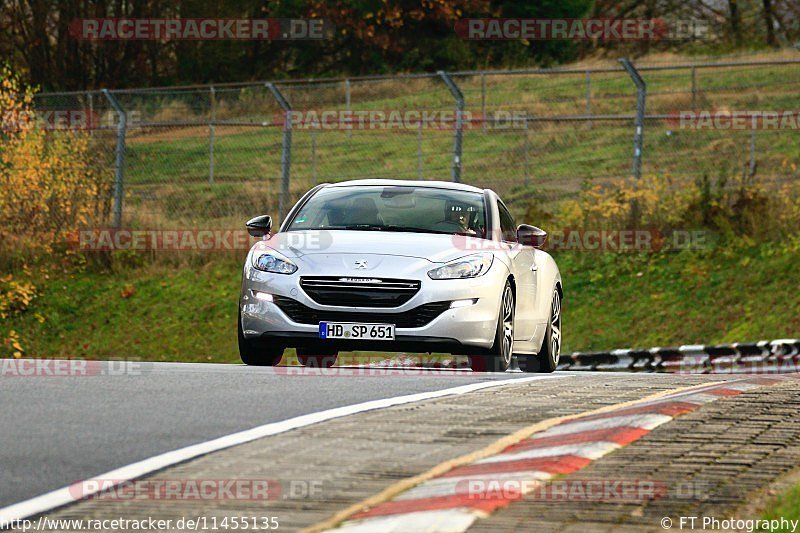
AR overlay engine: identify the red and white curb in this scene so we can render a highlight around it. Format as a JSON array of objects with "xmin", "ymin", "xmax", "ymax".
[{"xmin": 328, "ymin": 377, "xmax": 787, "ymax": 532}]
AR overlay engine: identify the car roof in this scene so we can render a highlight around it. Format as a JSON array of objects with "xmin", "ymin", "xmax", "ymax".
[{"xmin": 325, "ymin": 179, "xmax": 485, "ymax": 194}]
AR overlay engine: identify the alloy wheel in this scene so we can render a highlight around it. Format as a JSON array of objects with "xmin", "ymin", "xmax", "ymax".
[
  {"xmin": 501, "ymin": 284, "xmax": 514, "ymax": 367},
  {"xmin": 550, "ymin": 291, "xmax": 561, "ymax": 366}
]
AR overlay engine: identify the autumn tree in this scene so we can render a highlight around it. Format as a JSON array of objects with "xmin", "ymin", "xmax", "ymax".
[{"xmin": 0, "ymin": 63, "xmax": 109, "ymax": 267}]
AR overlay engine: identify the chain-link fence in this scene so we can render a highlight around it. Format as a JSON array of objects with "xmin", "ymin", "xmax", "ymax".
[{"xmin": 31, "ymin": 52, "xmax": 800, "ymax": 228}]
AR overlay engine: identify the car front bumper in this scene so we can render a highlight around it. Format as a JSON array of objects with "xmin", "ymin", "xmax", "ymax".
[{"xmin": 240, "ymin": 261, "xmax": 507, "ymax": 352}]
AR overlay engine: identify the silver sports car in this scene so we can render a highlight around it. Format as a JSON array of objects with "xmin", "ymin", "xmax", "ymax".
[{"xmin": 239, "ymin": 179, "xmax": 562, "ymax": 372}]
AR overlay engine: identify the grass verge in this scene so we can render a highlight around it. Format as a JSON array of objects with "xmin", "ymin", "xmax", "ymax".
[{"xmin": 759, "ymin": 482, "xmax": 800, "ymax": 531}]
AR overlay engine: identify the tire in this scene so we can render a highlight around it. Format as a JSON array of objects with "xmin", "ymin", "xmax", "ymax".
[
  {"xmin": 519, "ymin": 289, "xmax": 561, "ymax": 373},
  {"xmin": 296, "ymin": 346, "xmax": 339, "ymax": 368},
  {"xmin": 469, "ymin": 280, "xmax": 514, "ymax": 373},
  {"xmin": 238, "ymin": 312, "xmax": 284, "ymax": 366}
]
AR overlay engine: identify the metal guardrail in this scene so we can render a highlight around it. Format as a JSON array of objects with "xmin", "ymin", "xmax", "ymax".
[{"xmin": 556, "ymin": 339, "xmax": 800, "ymax": 373}]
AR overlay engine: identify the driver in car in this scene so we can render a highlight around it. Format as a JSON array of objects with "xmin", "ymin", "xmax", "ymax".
[{"xmin": 434, "ymin": 201, "xmax": 477, "ymax": 235}]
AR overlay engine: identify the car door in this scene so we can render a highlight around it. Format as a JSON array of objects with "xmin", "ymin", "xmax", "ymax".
[{"xmin": 496, "ymin": 200, "xmax": 537, "ymax": 341}]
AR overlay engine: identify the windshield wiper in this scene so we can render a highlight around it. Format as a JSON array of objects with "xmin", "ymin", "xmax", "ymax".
[
  {"xmin": 343, "ymin": 224, "xmax": 384, "ymax": 231},
  {"xmin": 311, "ymin": 224, "xmax": 472, "ymax": 236},
  {"xmin": 331, "ymin": 224, "xmax": 441, "ymax": 233},
  {"xmin": 382, "ymin": 225, "xmax": 453, "ymax": 235},
  {"xmin": 311, "ymin": 224, "xmax": 385, "ymax": 231}
]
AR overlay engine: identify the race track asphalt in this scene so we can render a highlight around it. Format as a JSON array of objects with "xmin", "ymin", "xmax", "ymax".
[{"xmin": 0, "ymin": 360, "xmax": 547, "ymax": 509}]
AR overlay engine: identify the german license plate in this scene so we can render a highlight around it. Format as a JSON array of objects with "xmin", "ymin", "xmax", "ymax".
[{"xmin": 319, "ymin": 322, "xmax": 395, "ymax": 340}]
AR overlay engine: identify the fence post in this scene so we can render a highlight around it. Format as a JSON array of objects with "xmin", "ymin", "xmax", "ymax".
[
  {"xmin": 417, "ymin": 120, "xmax": 423, "ymax": 179},
  {"xmin": 523, "ymin": 117, "xmax": 530, "ymax": 186},
  {"xmin": 619, "ymin": 58, "xmax": 646, "ymax": 180},
  {"xmin": 266, "ymin": 83, "xmax": 292, "ymax": 220},
  {"xmin": 690, "ymin": 66, "xmax": 697, "ymax": 109},
  {"xmin": 586, "ymin": 69, "xmax": 592, "ymax": 129},
  {"xmin": 437, "ymin": 71, "xmax": 464, "ymax": 183},
  {"xmin": 210, "ymin": 85, "xmax": 216, "ymax": 121},
  {"xmin": 480, "ymin": 72, "xmax": 487, "ymax": 132},
  {"xmin": 311, "ymin": 127, "xmax": 317, "ymax": 184},
  {"xmin": 749, "ymin": 129, "xmax": 756, "ymax": 177},
  {"xmin": 87, "ymin": 92, "xmax": 94, "ymax": 137},
  {"xmin": 345, "ymin": 78, "xmax": 351, "ymax": 140},
  {"xmin": 209, "ymin": 86, "xmax": 216, "ymax": 184},
  {"xmin": 209, "ymin": 124, "xmax": 215, "ymax": 184},
  {"xmin": 102, "ymin": 89, "xmax": 127, "ymax": 229}
]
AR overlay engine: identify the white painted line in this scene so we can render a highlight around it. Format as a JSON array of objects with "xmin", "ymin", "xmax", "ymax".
[
  {"xmin": 534, "ymin": 413, "xmax": 673, "ymax": 438},
  {"xmin": 0, "ymin": 374, "xmax": 564, "ymax": 525},
  {"xmin": 334, "ymin": 508, "xmax": 479, "ymax": 533},
  {"xmin": 654, "ymin": 381, "xmax": 743, "ymax": 401},
  {"xmin": 628, "ymin": 385, "xmax": 733, "ymax": 409},
  {"xmin": 679, "ymin": 392, "xmax": 726, "ymax": 405},
  {"xmin": 722, "ymin": 382, "xmax": 761, "ymax": 391},
  {"xmin": 475, "ymin": 441, "xmax": 621, "ymax": 464}
]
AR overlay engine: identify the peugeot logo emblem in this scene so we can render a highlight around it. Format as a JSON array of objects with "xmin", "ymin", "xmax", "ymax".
[{"xmin": 354, "ymin": 260, "xmax": 368, "ymax": 269}]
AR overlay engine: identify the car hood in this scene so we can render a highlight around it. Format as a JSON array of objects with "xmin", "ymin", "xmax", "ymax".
[{"xmin": 253, "ymin": 230, "xmax": 486, "ymax": 264}]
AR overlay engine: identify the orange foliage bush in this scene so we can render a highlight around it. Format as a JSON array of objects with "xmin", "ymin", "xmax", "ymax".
[
  {"xmin": 0, "ymin": 64, "xmax": 109, "ymax": 268},
  {"xmin": 557, "ymin": 173, "xmax": 800, "ymax": 241},
  {"xmin": 558, "ymin": 175, "xmax": 691, "ymax": 231}
]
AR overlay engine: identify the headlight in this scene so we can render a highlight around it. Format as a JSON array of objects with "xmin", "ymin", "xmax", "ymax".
[
  {"xmin": 252, "ymin": 250, "xmax": 298, "ymax": 274},
  {"xmin": 427, "ymin": 253, "xmax": 494, "ymax": 280}
]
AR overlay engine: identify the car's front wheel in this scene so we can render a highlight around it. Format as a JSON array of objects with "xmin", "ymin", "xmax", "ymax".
[
  {"xmin": 238, "ymin": 313, "xmax": 284, "ymax": 366},
  {"xmin": 519, "ymin": 289, "xmax": 561, "ymax": 373},
  {"xmin": 469, "ymin": 280, "xmax": 514, "ymax": 373}
]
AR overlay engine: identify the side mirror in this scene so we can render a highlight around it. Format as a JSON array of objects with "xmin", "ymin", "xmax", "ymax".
[
  {"xmin": 246, "ymin": 215, "xmax": 273, "ymax": 238},
  {"xmin": 517, "ymin": 224, "xmax": 547, "ymax": 248}
]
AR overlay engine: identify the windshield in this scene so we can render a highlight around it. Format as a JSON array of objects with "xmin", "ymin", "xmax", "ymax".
[{"xmin": 286, "ymin": 185, "xmax": 487, "ymax": 237}]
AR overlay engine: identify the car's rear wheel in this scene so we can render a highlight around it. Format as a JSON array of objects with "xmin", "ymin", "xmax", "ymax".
[
  {"xmin": 519, "ymin": 290, "xmax": 561, "ymax": 373},
  {"xmin": 238, "ymin": 313, "xmax": 284, "ymax": 366},
  {"xmin": 296, "ymin": 346, "xmax": 339, "ymax": 368},
  {"xmin": 469, "ymin": 281, "xmax": 514, "ymax": 372}
]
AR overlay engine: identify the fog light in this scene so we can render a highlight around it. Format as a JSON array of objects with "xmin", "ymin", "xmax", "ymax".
[
  {"xmin": 252, "ymin": 290, "xmax": 274, "ymax": 302},
  {"xmin": 450, "ymin": 298, "xmax": 478, "ymax": 309}
]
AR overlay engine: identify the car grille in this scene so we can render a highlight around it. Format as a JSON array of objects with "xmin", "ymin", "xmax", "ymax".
[
  {"xmin": 273, "ymin": 296, "xmax": 450, "ymax": 328},
  {"xmin": 299, "ymin": 276, "xmax": 421, "ymax": 308}
]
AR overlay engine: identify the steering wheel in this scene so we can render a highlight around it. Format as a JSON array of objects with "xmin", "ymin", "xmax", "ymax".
[{"xmin": 431, "ymin": 220, "xmax": 472, "ymax": 233}]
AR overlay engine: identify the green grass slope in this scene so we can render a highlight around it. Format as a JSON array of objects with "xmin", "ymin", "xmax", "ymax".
[{"xmin": 4, "ymin": 241, "xmax": 797, "ymax": 363}]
